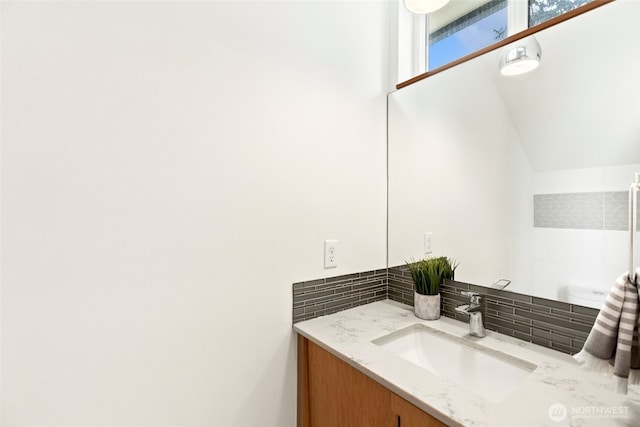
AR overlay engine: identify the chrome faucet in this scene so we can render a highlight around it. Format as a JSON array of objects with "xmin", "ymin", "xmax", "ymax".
[{"xmin": 455, "ymin": 291, "xmax": 486, "ymax": 338}]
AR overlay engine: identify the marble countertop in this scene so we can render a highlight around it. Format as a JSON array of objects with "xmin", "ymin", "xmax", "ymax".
[{"xmin": 293, "ymin": 300, "xmax": 640, "ymax": 427}]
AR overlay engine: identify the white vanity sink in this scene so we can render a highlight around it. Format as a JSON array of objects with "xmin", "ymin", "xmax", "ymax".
[{"xmin": 372, "ymin": 323, "xmax": 537, "ymax": 403}]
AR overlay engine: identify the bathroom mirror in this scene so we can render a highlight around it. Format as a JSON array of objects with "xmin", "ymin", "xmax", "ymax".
[{"xmin": 388, "ymin": 0, "xmax": 640, "ymax": 307}]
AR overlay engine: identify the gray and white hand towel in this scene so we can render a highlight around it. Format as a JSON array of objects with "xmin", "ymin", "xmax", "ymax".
[{"xmin": 573, "ymin": 270, "xmax": 640, "ymax": 394}]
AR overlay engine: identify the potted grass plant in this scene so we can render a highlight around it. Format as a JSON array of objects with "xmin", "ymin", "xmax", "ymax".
[{"xmin": 406, "ymin": 256, "xmax": 458, "ymax": 320}]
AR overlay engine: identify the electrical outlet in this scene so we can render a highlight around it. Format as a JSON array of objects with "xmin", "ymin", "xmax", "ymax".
[
  {"xmin": 424, "ymin": 232, "xmax": 433, "ymax": 255},
  {"xmin": 324, "ymin": 240, "xmax": 338, "ymax": 268}
]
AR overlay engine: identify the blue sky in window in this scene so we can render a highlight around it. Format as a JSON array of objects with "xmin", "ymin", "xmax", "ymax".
[{"xmin": 429, "ymin": 8, "xmax": 508, "ymax": 70}]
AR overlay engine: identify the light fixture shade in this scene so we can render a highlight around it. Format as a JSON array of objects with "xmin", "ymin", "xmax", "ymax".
[
  {"xmin": 499, "ymin": 36, "xmax": 542, "ymax": 76},
  {"xmin": 403, "ymin": 0, "xmax": 450, "ymax": 14}
]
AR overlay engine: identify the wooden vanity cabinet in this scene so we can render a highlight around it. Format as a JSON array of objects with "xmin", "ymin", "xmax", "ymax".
[
  {"xmin": 389, "ymin": 393, "xmax": 447, "ymax": 427},
  {"xmin": 297, "ymin": 335, "xmax": 447, "ymax": 427}
]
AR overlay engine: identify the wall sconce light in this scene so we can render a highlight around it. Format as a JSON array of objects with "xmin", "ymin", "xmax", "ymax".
[
  {"xmin": 499, "ymin": 36, "xmax": 542, "ymax": 76},
  {"xmin": 403, "ymin": 0, "xmax": 450, "ymax": 14}
]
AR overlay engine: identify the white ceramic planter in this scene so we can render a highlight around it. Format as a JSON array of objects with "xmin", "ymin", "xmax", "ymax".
[{"xmin": 414, "ymin": 292, "xmax": 440, "ymax": 320}]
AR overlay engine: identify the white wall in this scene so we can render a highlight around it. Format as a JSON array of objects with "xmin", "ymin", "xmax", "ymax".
[
  {"xmin": 388, "ymin": 51, "xmax": 533, "ymax": 290},
  {"xmin": 0, "ymin": 1, "xmax": 389, "ymax": 426},
  {"xmin": 495, "ymin": 0, "xmax": 640, "ymax": 174}
]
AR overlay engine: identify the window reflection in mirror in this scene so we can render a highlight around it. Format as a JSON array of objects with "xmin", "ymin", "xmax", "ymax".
[
  {"xmin": 426, "ymin": 0, "xmax": 596, "ymax": 72},
  {"xmin": 529, "ymin": 0, "xmax": 594, "ymax": 27},
  {"xmin": 429, "ymin": 0, "xmax": 508, "ymax": 70}
]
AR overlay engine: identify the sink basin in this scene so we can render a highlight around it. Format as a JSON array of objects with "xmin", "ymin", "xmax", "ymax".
[{"xmin": 372, "ymin": 323, "xmax": 536, "ymax": 402}]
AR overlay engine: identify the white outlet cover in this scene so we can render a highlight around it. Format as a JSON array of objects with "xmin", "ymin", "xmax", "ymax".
[
  {"xmin": 424, "ymin": 232, "xmax": 433, "ymax": 255},
  {"xmin": 324, "ymin": 240, "xmax": 338, "ymax": 268}
]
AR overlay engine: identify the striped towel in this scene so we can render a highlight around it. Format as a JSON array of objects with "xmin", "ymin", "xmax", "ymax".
[{"xmin": 573, "ymin": 271, "xmax": 640, "ymax": 394}]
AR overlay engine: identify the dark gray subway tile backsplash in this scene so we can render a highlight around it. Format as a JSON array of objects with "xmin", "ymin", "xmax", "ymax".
[
  {"xmin": 292, "ymin": 270, "xmax": 387, "ymax": 323},
  {"xmin": 294, "ymin": 265, "xmax": 600, "ymax": 356},
  {"xmin": 387, "ymin": 265, "xmax": 415, "ymax": 306}
]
